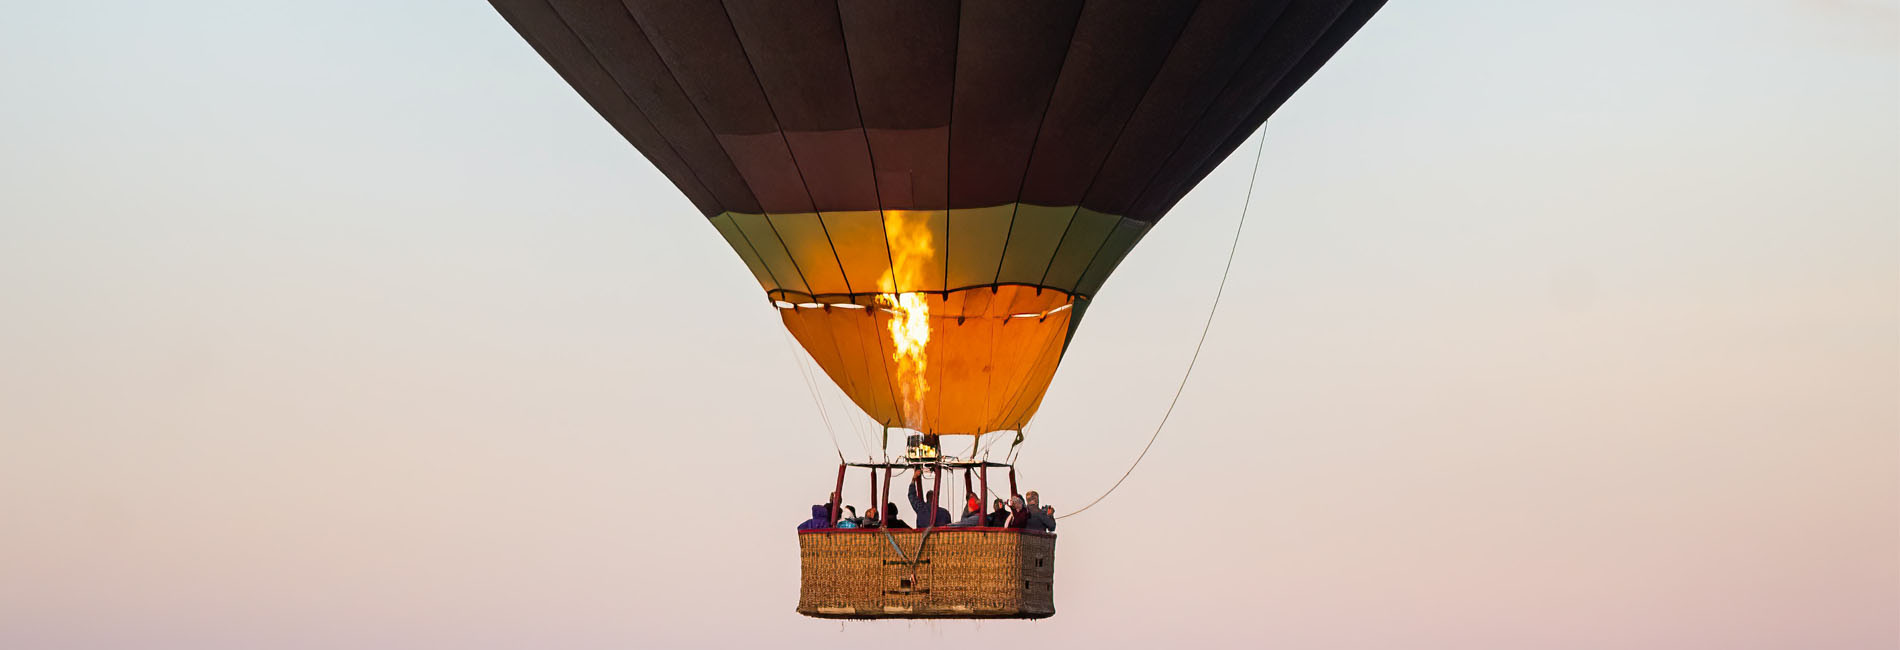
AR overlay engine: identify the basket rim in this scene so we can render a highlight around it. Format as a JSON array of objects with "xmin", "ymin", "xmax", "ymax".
[{"xmin": 797, "ymin": 527, "xmax": 1054, "ymax": 538}]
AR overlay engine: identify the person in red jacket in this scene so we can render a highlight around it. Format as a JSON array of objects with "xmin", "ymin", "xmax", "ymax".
[{"xmin": 1004, "ymin": 495, "xmax": 1031, "ymax": 529}]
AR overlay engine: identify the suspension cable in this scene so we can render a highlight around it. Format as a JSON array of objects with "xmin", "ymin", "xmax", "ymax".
[
  {"xmin": 1058, "ymin": 126, "xmax": 1269, "ymax": 520},
  {"xmin": 780, "ymin": 329, "xmax": 845, "ymax": 462}
]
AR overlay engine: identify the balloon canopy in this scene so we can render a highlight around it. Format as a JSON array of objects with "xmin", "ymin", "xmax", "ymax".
[{"xmin": 493, "ymin": 0, "xmax": 1385, "ymax": 436}]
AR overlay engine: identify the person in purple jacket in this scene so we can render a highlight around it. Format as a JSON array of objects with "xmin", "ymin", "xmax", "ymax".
[{"xmin": 796, "ymin": 504, "xmax": 831, "ymax": 530}]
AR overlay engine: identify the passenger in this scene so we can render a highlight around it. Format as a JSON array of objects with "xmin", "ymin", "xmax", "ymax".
[
  {"xmin": 907, "ymin": 471, "xmax": 953, "ymax": 528},
  {"xmin": 985, "ymin": 498, "xmax": 1009, "ymax": 527},
  {"xmin": 949, "ymin": 497, "xmax": 984, "ymax": 526},
  {"xmin": 1004, "ymin": 495, "xmax": 1031, "ymax": 529},
  {"xmin": 836, "ymin": 505, "xmax": 859, "ymax": 528},
  {"xmin": 860, "ymin": 508, "xmax": 881, "ymax": 529},
  {"xmin": 882, "ymin": 503, "xmax": 911, "ymax": 529},
  {"xmin": 796, "ymin": 504, "xmax": 831, "ymax": 530},
  {"xmin": 1025, "ymin": 491, "xmax": 1057, "ymax": 532}
]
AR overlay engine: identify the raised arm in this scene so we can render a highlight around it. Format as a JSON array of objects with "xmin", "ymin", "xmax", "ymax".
[{"xmin": 907, "ymin": 472, "xmax": 927, "ymax": 511}]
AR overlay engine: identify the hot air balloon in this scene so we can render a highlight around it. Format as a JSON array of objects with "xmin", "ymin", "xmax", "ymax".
[{"xmin": 490, "ymin": 0, "xmax": 1385, "ymax": 619}]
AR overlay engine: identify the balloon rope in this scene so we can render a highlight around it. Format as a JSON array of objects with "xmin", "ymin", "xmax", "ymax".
[
  {"xmin": 1058, "ymin": 126, "xmax": 1269, "ymax": 520},
  {"xmin": 781, "ymin": 329, "xmax": 846, "ymax": 462}
]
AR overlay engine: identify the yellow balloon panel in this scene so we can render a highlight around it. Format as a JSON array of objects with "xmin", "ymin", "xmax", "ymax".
[{"xmin": 779, "ymin": 286, "xmax": 1073, "ymax": 436}]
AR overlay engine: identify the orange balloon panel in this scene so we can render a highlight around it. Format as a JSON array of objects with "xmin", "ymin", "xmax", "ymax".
[{"xmin": 779, "ymin": 286, "xmax": 1075, "ymax": 436}]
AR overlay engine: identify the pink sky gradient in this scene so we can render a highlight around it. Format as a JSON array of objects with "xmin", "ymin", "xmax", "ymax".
[{"xmin": 1, "ymin": 1, "xmax": 1895, "ymax": 648}]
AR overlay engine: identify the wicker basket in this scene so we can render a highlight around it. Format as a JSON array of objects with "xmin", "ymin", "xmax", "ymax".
[{"xmin": 796, "ymin": 527, "xmax": 1056, "ymax": 619}]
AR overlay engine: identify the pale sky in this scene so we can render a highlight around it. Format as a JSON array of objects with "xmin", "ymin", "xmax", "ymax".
[{"xmin": 1, "ymin": 1, "xmax": 1895, "ymax": 649}]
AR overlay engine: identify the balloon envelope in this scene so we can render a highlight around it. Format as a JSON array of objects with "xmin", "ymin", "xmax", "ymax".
[{"xmin": 492, "ymin": 0, "xmax": 1386, "ymax": 436}]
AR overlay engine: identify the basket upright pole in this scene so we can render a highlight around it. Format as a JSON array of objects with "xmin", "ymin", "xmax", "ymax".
[
  {"xmin": 928, "ymin": 462, "xmax": 943, "ymax": 528},
  {"xmin": 867, "ymin": 467, "xmax": 877, "ymax": 525},
  {"xmin": 979, "ymin": 464, "xmax": 989, "ymax": 523},
  {"xmin": 962, "ymin": 469, "xmax": 973, "ymax": 512},
  {"xmin": 831, "ymin": 463, "xmax": 846, "ymax": 526},
  {"xmin": 881, "ymin": 465, "xmax": 894, "ymax": 524}
]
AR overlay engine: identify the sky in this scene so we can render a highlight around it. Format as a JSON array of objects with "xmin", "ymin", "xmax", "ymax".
[{"xmin": 1, "ymin": 1, "xmax": 1895, "ymax": 649}]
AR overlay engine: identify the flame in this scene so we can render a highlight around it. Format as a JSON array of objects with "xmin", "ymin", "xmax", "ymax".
[
  {"xmin": 876, "ymin": 211, "xmax": 933, "ymax": 429},
  {"xmin": 882, "ymin": 291, "xmax": 930, "ymax": 426}
]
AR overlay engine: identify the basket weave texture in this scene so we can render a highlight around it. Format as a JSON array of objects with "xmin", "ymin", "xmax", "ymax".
[{"xmin": 796, "ymin": 528, "xmax": 1056, "ymax": 619}]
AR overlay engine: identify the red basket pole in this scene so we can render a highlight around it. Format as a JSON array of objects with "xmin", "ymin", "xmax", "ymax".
[
  {"xmin": 831, "ymin": 463, "xmax": 846, "ymax": 526},
  {"xmin": 979, "ymin": 464, "xmax": 990, "ymax": 521},
  {"xmin": 928, "ymin": 462, "xmax": 943, "ymax": 528},
  {"xmin": 881, "ymin": 465, "xmax": 894, "ymax": 524}
]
